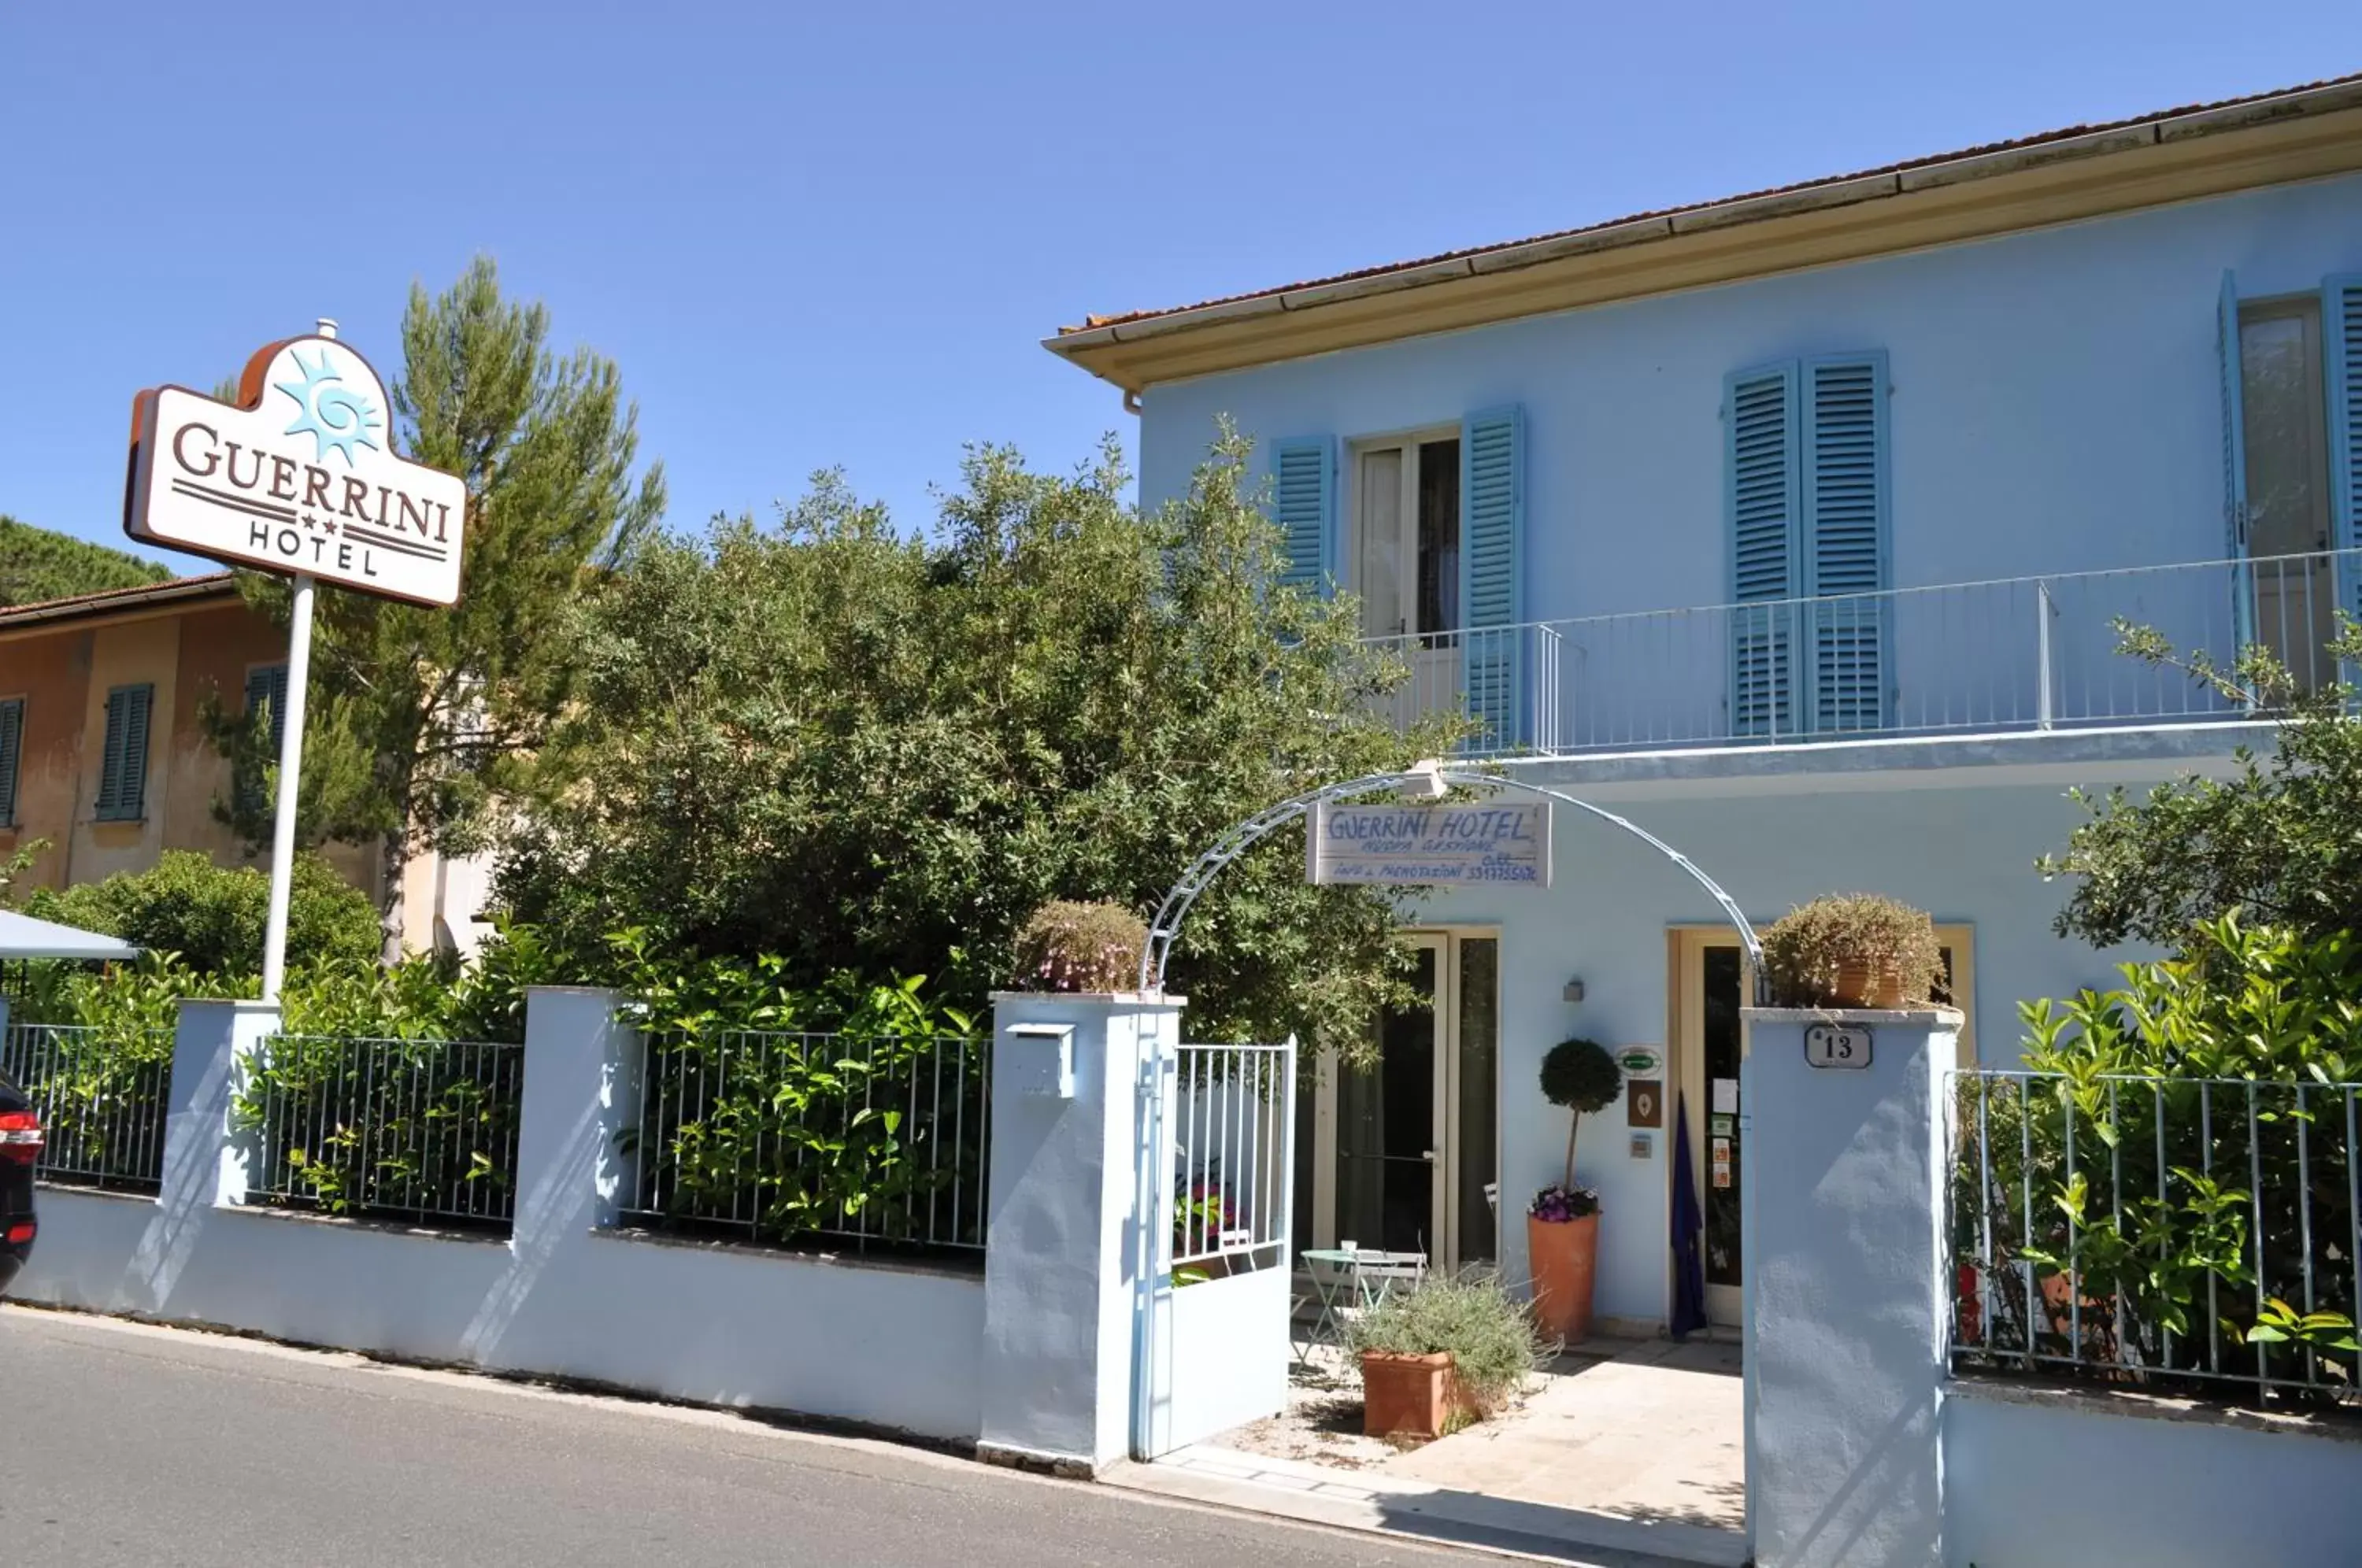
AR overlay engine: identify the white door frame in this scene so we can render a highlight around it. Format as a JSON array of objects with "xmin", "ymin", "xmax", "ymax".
[
  {"xmin": 1310, "ymin": 927, "xmax": 1497, "ymax": 1272},
  {"xmin": 1667, "ymin": 923, "xmax": 1979, "ymax": 1326},
  {"xmin": 1348, "ymin": 431, "xmax": 1462, "ymax": 721}
]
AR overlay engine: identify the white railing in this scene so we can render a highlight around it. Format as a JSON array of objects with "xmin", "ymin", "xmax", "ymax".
[
  {"xmin": 0, "ymin": 1023, "xmax": 174, "ymax": 1193},
  {"xmin": 1364, "ymin": 549, "xmax": 2356, "ymax": 758},
  {"xmin": 623, "ymin": 1029, "xmax": 991, "ymax": 1257},
  {"xmin": 246, "ymin": 1035, "xmax": 527, "ymax": 1230},
  {"xmin": 1359, "ymin": 624, "xmax": 1563, "ymax": 756},
  {"xmin": 1171, "ymin": 1039, "xmax": 1295, "ymax": 1273},
  {"xmin": 1949, "ymin": 1069, "xmax": 2360, "ymax": 1408}
]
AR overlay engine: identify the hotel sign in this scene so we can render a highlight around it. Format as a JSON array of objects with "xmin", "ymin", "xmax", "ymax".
[
  {"xmin": 1307, "ymin": 801, "xmax": 1551, "ymax": 888},
  {"xmin": 125, "ymin": 335, "xmax": 467, "ymax": 606}
]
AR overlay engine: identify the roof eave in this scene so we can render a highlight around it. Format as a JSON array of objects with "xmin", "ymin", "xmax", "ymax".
[
  {"xmin": 0, "ymin": 573, "xmax": 240, "ymax": 633},
  {"xmin": 1046, "ymin": 77, "xmax": 2362, "ymax": 398}
]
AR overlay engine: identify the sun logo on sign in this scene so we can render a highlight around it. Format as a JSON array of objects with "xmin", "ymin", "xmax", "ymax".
[{"xmin": 274, "ymin": 348, "xmax": 383, "ymax": 467}]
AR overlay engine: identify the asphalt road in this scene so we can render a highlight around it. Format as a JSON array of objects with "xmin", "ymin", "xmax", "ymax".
[{"xmin": 0, "ymin": 1305, "xmax": 1468, "ymax": 1568}]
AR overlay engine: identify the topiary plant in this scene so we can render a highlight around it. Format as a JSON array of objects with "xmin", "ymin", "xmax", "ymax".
[
  {"xmin": 1009, "ymin": 899, "xmax": 1149, "ymax": 993},
  {"xmin": 1760, "ymin": 892, "xmax": 1944, "ymax": 1009},
  {"xmin": 1537, "ymin": 1037, "xmax": 1620, "ymax": 1211}
]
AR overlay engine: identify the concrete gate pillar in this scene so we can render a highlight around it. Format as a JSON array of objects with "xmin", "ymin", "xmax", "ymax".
[
  {"xmin": 977, "ymin": 990, "xmax": 1183, "ymax": 1475},
  {"xmin": 1741, "ymin": 1005, "xmax": 1960, "ymax": 1568}
]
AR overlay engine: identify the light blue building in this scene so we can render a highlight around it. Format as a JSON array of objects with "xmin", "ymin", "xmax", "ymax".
[{"xmin": 1050, "ymin": 76, "xmax": 2362, "ymax": 1332}]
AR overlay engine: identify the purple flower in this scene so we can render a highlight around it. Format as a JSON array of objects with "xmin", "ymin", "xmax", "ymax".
[{"xmin": 1528, "ymin": 1182, "xmax": 1600, "ymax": 1222}]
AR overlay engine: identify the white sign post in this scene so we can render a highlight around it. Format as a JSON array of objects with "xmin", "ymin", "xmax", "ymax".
[
  {"xmin": 1305, "ymin": 800, "xmax": 1552, "ymax": 888},
  {"xmin": 124, "ymin": 323, "xmax": 468, "ymax": 999}
]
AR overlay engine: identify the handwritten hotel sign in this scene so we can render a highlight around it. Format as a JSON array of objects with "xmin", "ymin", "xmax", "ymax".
[
  {"xmin": 126, "ymin": 335, "xmax": 467, "ymax": 606},
  {"xmin": 1307, "ymin": 801, "xmax": 1551, "ymax": 888}
]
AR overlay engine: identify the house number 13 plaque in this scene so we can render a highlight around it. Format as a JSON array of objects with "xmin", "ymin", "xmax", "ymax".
[{"xmin": 1804, "ymin": 1024, "xmax": 1873, "ymax": 1069}]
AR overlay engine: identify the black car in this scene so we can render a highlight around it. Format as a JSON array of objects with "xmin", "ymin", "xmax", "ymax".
[{"xmin": 0, "ymin": 1071, "xmax": 38, "ymax": 1296}]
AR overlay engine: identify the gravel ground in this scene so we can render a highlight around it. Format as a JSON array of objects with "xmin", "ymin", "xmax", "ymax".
[{"xmin": 1220, "ymin": 1342, "xmax": 1551, "ymax": 1471}]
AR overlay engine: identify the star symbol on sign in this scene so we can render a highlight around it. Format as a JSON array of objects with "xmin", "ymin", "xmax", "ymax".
[{"xmin": 275, "ymin": 348, "xmax": 383, "ymax": 468}]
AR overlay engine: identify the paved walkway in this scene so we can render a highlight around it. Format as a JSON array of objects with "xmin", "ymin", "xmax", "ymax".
[
  {"xmin": 1387, "ymin": 1337, "xmax": 1746, "ymax": 1543},
  {"xmin": 1106, "ymin": 1335, "xmax": 1748, "ymax": 1568}
]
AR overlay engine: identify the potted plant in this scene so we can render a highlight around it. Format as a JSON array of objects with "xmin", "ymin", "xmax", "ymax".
[
  {"xmin": 1760, "ymin": 893, "xmax": 1944, "ymax": 1009},
  {"xmin": 1173, "ymin": 1173, "xmax": 1238, "ymax": 1282},
  {"xmin": 1349, "ymin": 1271, "xmax": 1542, "ymax": 1440},
  {"xmin": 1529, "ymin": 1037, "xmax": 1620, "ymax": 1344},
  {"xmin": 1009, "ymin": 899, "xmax": 1149, "ymax": 992}
]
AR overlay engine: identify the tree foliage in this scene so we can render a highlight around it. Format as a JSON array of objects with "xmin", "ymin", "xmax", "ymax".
[
  {"xmin": 20, "ymin": 849, "xmax": 378, "ymax": 976},
  {"xmin": 0, "ymin": 516, "xmax": 169, "ymax": 606},
  {"xmin": 497, "ymin": 430, "xmax": 1459, "ymax": 1059},
  {"xmin": 2040, "ymin": 619, "xmax": 2362, "ymax": 949},
  {"xmin": 1952, "ymin": 915, "xmax": 2362, "ymax": 1407},
  {"xmin": 208, "ymin": 256, "xmax": 665, "ymax": 957}
]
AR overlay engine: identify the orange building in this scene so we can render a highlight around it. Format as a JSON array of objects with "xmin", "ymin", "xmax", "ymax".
[{"xmin": 0, "ymin": 575, "xmax": 488, "ymax": 954}]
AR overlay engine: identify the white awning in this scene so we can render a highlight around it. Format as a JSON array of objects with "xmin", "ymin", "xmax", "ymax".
[{"xmin": 0, "ymin": 910, "xmax": 141, "ymax": 961}]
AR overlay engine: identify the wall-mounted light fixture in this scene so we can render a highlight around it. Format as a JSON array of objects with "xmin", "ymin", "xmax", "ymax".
[{"xmin": 1562, "ymin": 977, "xmax": 1585, "ymax": 1004}]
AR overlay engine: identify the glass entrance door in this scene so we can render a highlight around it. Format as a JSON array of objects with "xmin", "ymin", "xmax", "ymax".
[
  {"xmin": 1673, "ymin": 925, "xmax": 1978, "ymax": 1328},
  {"xmin": 1336, "ymin": 939, "xmax": 1444, "ymax": 1258},
  {"xmin": 1317, "ymin": 931, "xmax": 1499, "ymax": 1272},
  {"xmin": 1676, "ymin": 937, "xmax": 1749, "ymax": 1326}
]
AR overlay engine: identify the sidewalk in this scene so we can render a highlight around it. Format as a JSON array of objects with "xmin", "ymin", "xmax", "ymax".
[
  {"xmin": 1105, "ymin": 1335, "xmax": 1749, "ymax": 1567},
  {"xmin": 1105, "ymin": 1440, "xmax": 1744, "ymax": 1566}
]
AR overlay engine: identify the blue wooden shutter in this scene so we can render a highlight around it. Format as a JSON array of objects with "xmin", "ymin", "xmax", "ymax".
[
  {"xmin": 94, "ymin": 689, "xmax": 128, "ymax": 819},
  {"xmin": 2220, "ymin": 272, "xmax": 2256, "ymax": 652},
  {"xmin": 120, "ymin": 683, "xmax": 152, "ymax": 820},
  {"xmin": 240, "ymin": 664, "xmax": 289, "ymax": 815},
  {"xmin": 95, "ymin": 683, "xmax": 152, "ymax": 821},
  {"xmin": 0, "ymin": 698, "xmax": 22, "ymax": 825},
  {"xmin": 1272, "ymin": 437, "xmax": 1335, "ymax": 595},
  {"xmin": 2327, "ymin": 275, "xmax": 2362, "ymax": 621},
  {"xmin": 1727, "ymin": 364, "xmax": 1801, "ymax": 737},
  {"xmin": 1460, "ymin": 405, "xmax": 1526, "ymax": 747},
  {"xmin": 1803, "ymin": 353, "xmax": 1890, "ymax": 733}
]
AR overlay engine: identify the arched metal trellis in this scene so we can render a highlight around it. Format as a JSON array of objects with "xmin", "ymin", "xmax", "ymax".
[{"xmin": 1138, "ymin": 767, "xmax": 1765, "ymax": 998}]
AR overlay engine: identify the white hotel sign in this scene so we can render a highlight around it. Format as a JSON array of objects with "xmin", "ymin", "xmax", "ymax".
[
  {"xmin": 1307, "ymin": 801, "xmax": 1552, "ymax": 888},
  {"xmin": 126, "ymin": 335, "xmax": 467, "ymax": 607}
]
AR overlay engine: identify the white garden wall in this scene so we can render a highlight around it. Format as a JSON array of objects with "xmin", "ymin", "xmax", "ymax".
[
  {"xmin": 1942, "ymin": 1382, "xmax": 2362, "ymax": 1568},
  {"xmin": 13, "ymin": 989, "xmax": 986, "ymax": 1444}
]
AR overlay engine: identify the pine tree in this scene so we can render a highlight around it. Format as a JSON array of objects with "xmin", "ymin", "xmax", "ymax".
[{"xmin": 212, "ymin": 256, "xmax": 665, "ymax": 958}]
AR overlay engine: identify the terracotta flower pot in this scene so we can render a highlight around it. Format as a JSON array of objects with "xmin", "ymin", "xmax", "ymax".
[
  {"xmin": 1834, "ymin": 956, "xmax": 1908, "ymax": 1008},
  {"xmin": 1527, "ymin": 1211, "xmax": 1601, "ymax": 1344},
  {"xmin": 1361, "ymin": 1350, "xmax": 1469, "ymax": 1439}
]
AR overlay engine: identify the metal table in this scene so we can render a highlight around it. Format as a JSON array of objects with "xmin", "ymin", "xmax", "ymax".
[{"xmin": 1297, "ymin": 1248, "xmax": 1428, "ymax": 1363}]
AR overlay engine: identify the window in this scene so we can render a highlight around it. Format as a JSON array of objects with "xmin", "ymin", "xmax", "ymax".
[
  {"xmin": 1353, "ymin": 437, "xmax": 1461, "ymax": 643},
  {"xmin": 239, "ymin": 664, "xmax": 290, "ymax": 815},
  {"xmin": 1725, "ymin": 353, "xmax": 1890, "ymax": 738},
  {"xmin": 0, "ymin": 697, "xmax": 22, "ymax": 825},
  {"xmin": 2234, "ymin": 295, "xmax": 2338, "ymax": 688},
  {"xmin": 1273, "ymin": 408, "xmax": 1527, "ymax": 745},
  {"xmin": 2222, "ymin": 272, "xmax": 2362, "ymax": 668},
  {"xmin": 93, "ymin": 683, "xmax": 153, "ymax": 823}
]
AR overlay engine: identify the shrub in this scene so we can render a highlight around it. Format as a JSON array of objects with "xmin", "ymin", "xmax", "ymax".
[
  {"xmin": 1009, "ymin": 900, "xmax": 1148, "ymax": 993},
  {"xmin": 1537, "ymin": 1037, "xmax": 1619, "ymax": 1210},
  {"xmin": 1346, "ymin": 1271, "xmax": 1543, "ymax": 1416},
  {"xmin": 1953, "ymin": 914, "xmax": 2362, "ymax": 1408},
  {"xmin": 22, "ymin": 851, "xmax": 377, "ymax": 977},
  {"xmin": 1760, "ymin": 892, "xmax": 1943, "ymax": 1008}
]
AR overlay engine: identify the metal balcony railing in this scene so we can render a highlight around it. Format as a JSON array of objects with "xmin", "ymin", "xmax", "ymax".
[{"xmin": 1361, "ymin": 549, "xmax": 2356, "ymax": 759}]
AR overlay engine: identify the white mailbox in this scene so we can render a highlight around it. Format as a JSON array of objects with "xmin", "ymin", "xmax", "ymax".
[{"xmin": 1003, "ymin": 1022, "xmax": 1076, "ymax": 1099}]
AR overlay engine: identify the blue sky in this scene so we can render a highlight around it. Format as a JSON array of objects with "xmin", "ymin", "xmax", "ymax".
[{"xmin": 2, "ymin": 5, "xmax": 2353, "ymax": 571}]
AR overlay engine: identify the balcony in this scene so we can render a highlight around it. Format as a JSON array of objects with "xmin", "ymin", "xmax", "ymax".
[{"xmin": 1364, "ymin": 550, "xmax": 2353, "ymax": 760}]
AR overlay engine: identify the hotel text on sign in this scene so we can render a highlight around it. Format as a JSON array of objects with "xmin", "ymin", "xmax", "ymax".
[
  {"xmin": 1306, "ymin": 801, "xmax": 1552, "ymax": 888},
  {"xmin": 125, "ymin": 335, "xmax": 468, "ymax": 606}
]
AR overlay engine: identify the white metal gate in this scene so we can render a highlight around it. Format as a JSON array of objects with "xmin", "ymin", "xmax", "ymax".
[{"xmin": 1132, "ymin": 1037, "xmax": 1298, "ymax": 1459}]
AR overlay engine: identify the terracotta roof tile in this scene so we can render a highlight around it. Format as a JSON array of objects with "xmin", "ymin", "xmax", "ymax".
[
  {"xmin": 0, "ymin": 571, "xmax": 239, "ymax": 626},
  {"xmin": 1060, "ymin": 72, "xmax": 2362, "ymax": 337}
]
